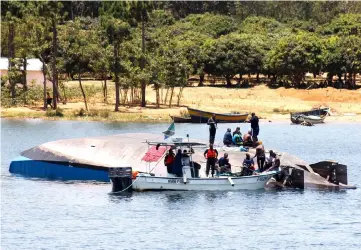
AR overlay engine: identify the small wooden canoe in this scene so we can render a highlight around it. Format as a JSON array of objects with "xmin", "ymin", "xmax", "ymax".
[
  {"xmin": 187, "ymin": 107, "xmax": 249, "ymax": 123},
  {"xmin": 170, "ymin": 115, "xmax": 192, "ymax": 123}
]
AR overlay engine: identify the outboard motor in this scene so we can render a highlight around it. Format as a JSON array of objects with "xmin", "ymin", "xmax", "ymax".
[
  {"xmin": 309, "ymin": 161, "xmax": 347, "ymax": 185},
  {"xmin": 109, "ymin": 167, "xmax": 133, "ymax": 193}
]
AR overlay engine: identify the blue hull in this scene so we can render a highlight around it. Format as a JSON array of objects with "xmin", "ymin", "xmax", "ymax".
[{"xmin": 9, "ymin": 156, "xmax": 110, "ymax": 182}]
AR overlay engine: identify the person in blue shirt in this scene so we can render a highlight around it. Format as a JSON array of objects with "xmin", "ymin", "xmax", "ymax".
[
  {"xmin": 207, "ymin": 114, "xmax": 217, "ymax": 144},
  {"xmin": 223, "ymin": 128, "xmax": 233, "ymax": 146},
  {"xmin": 242, "ymin": 153, "xmax": 255, "ymax": 176},
  {"xmin": 218, "ymin": 153, "xmax": 231, "ymax": 174},
  {"xmin": 250, "ymin": 113, "xmax": 259, "ymax": 146}
]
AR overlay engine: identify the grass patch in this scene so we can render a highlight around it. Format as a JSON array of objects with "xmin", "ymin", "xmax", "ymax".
[{"xmin": 272, "ymin": 107, "xmax": 290, "ymax": 114}]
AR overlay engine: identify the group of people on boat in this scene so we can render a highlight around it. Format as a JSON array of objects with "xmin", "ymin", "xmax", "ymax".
[
  {"xmin": 163, "ymin": 112, "xmax": 278, "ymax": 178},
  {"xmin": 164, "ymin": 148, "xmax": 201, "ymax": 178},
  {"xmin": 222, "ymin": 112, "xmax": 259, "ymax": 146}
]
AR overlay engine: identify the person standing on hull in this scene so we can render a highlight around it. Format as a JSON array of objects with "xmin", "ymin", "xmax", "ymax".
[
  {"xmin": 204, "ymin": 144, "xmax": 218, "ymax": 177},
  {"xmin": 207, "ymin": 114, "xmax": 217, "ymax": 144},
  {"xmin": 250, "ymin": 112, "xmax": 259, "ymax": 146}
]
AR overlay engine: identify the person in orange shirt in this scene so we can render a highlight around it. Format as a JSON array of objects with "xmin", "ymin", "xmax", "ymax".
[{"xmin": 204, "ymin": 144, "xmax": 218, "ymax": 177}]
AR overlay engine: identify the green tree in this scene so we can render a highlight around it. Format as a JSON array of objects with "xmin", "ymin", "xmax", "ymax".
[
  {"xmin": 266, "ymin": 32, "xmax": 323, "ymax": 88},
  {"xmin": 37, "ymin": 1, "xmax": 64, "ymax": 109},
  {"xmin": 102, "ymin": 17, "xmax": 130, "ymax": 111},
  {"xmin": 1, "ymin": 1, "xmax": 26, "ymax": 105},
  {"xmin": 203, "ymin": 33, "xmax": 265, "ymax": 87},
  {"xmin": 59, "ymin": 17, "xmax": 101, "ymax": 111}
]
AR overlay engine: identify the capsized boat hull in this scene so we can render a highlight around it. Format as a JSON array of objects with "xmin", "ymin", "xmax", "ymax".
[
  {"xmin": 131, "ymin": 172, "xmax": 276, "ymax": 191},
  {"xmin": 187, "ymin": 107, "xmax": 249, "ymax": 123}
]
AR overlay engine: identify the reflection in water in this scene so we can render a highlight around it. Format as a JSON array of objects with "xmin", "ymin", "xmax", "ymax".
[{"xmin": 108, "ymin": 192, "xmax": 133, "ymax": 203}]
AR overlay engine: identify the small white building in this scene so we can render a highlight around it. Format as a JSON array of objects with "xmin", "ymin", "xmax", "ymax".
[{"xmin": 0, "ymin": 57, "xmax": 50, "ymax": 86}]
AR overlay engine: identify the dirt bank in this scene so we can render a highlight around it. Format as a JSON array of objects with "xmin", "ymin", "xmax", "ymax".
[{"xmin": 2, "ymin": 85, "xmax": 361, "ymax": 122}]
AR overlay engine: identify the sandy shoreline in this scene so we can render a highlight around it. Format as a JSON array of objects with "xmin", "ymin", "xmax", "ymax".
[{"xmin": 2, "ymin": 85, "xmax": 361, "ymax": 123}]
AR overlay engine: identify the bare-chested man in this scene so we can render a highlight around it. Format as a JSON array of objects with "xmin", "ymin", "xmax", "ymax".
[{"xmin": 243, "ymin": 130, "xmax": 253, "ymax": 146}]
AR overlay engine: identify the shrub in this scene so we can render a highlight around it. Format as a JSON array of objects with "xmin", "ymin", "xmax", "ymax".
[{"xmin": 46, "ymin": 108, "xmax": 64, "ymax": 117}]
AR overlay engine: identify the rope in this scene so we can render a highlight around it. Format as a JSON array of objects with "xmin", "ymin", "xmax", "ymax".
[
  {"xmin": 110, "ymin": 176, "xmax": 140, "ymax": 194},
  {"xmin": 110, "ymin": 154, "xmax": 164, "ymax": 194}
]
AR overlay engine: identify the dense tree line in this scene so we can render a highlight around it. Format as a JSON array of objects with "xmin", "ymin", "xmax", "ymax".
[{"xmin": 1, "ymin": 1, "xmax": 361, "ymax": 110}]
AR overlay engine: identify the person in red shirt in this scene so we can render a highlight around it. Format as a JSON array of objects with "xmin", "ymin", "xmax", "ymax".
[
  {"xmin": 164, "ymin": 149, "xmax": 175, "ymax": 174},
  {"xmin": 204, "ymin": 144, "xmax": 218, "ymax": 177}
]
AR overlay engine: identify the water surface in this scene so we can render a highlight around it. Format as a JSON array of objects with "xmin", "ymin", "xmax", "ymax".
[{"xmin": 1, "ymin": 119, "xmax": 361, "ymax": 250}]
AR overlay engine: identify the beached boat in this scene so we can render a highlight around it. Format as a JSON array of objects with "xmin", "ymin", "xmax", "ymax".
[
  {"xmin": 170, "ymin": 115, "xmax": 192, "ymax": 123},
  {"xmin": 187, "ymin": 107, "xmax": 249, "ymax": 123},
  {"xmin": 291, "ymin": 114, "xmax": 326, "ymax": 124},
  {"xmin": 290, "ymin": 108, "xmax": 329, "ymax": 124}
]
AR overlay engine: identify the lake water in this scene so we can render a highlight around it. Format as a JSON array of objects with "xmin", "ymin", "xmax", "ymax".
[{"xmin": 1, "ymin": 118, "xmax": 361, "ymax": 250}]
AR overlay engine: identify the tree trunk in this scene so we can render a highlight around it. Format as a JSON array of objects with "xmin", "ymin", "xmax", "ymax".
[
  {"xmin": 78, "ymin": 72, "xmax": 88, "ymax": 111},
  {"xmin": 164, "ymin": 87, "xmax": 169, "ymax": 105},
  {"xmin": 225, "ymin": 75, "xmax": 232, "ymax": 87},
  {"xmin": 177, "ymin": 87, "xmax": 184, "ymax": 106},
  {"xmin": 327, "ymin": 73, "xmax": 334, "ymax": 86},
  {"xmin": 103, "ymin": 74, "xmax": 107, "ymax": 103},
  {"xmin": 51, "ymin": 18, "xmax": 58, "ymax": 109},
  {"xmin": 155, "ymin": 86, "xmax": 160, "ymax": 108},
  {"xmin": 42, "ymin": 61, "xmax": 47, "ymax": 109},
  {"xmin": 198, "ymin": 73, "xmax": 204, "ymax": 86},
  {"xmin": 22, "ymin": 58, "xmax": 28, "ymax": 104},
  {"xmin": 161, "ymin": 87, "xmax": 163, "ymax": 104},
  {"xmin": 256, "ymin": 72, "xmax": 259, "ymax": 83},
  {"xmin": 168, "ymin": 87, "xmax": 174, "ymax": 107},
  {"xmin": 8, "ymin": 22, "xmax": 16, "ymax": 105},
  {"xmin": 293, "ymin": 73, "xmax": 303, "ymax": 88},
  {"xmin": 140, "ymin": 11, "xmax": 146, "ymax": 107},
  {"xmin": 114, "ymin": 43, "xmax": 120, "ymax": 111},
  {"xmin": 22, "ymin": 58, "xmax": 28, "ymax": 91}
]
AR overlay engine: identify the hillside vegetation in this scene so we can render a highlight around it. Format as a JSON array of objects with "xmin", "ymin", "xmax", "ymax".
[{"xmin": 1, "ymin": 1, "xmax": 361, "ymax": 114}]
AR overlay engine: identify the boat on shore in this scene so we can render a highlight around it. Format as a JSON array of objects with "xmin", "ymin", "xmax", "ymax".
[
  {"xmin": 170, "ymin": 115, "xmax": 192, "ymax": 123},
  {"xmin": 290, "ymin": 108, "xmax": 329, "ymax": 124},
  {"xmin": 291, "ymin": 114, "xmax": 326, "ymax": 124},
  {"xmin": 187, "ymin": 107, "xmax": 249, "ymax": 123}
]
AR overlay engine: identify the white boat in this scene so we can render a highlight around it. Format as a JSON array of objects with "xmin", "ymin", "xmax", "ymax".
[
  {"xmin": 291, "ymin": 114, "xmax": 326, "ymax": 124},
  {"xmin": 108, "ymin": 139, "xmax": 278, "ymax": 192},
  {"xmin": 131, "ymin": 171, "xmax": 277, "ymax": 191},
  {"xmin": 300, "ymin": 114, "xmax": 325, "ymax": 124}
]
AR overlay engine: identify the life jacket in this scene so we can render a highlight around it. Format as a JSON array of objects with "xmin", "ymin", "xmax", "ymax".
[
  {"xmin": 164, "ymin": 154, "xmax": 175, "ymax": 165},
  {"xmin": 206, "ymin": 149, "xmax": 217, "ymax": 159}
]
